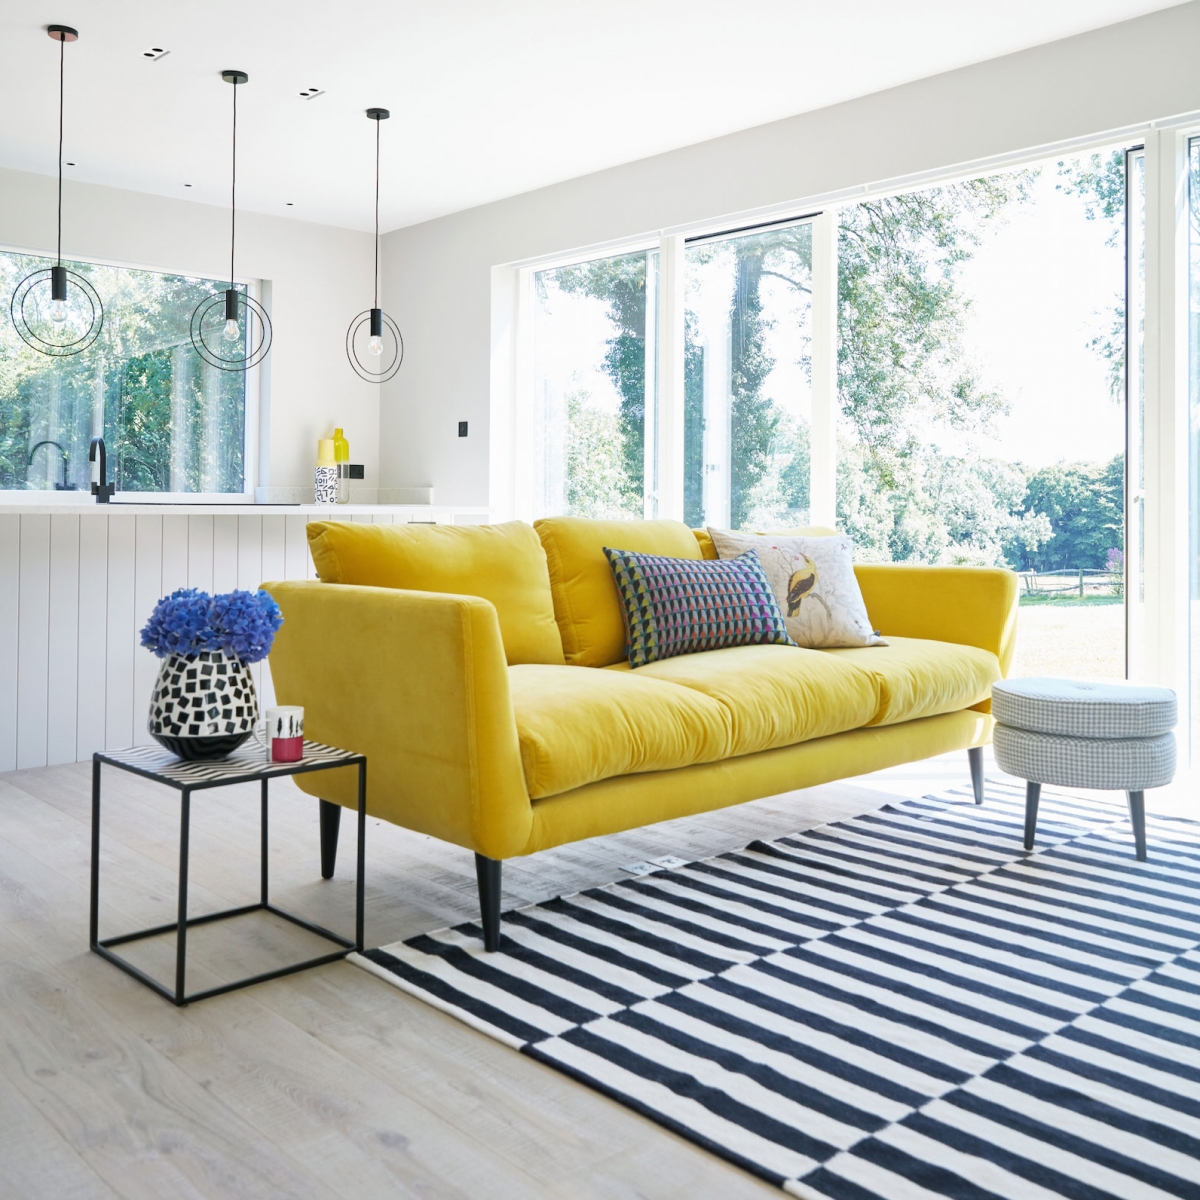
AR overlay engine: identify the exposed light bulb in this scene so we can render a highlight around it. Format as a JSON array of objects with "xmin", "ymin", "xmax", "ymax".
[
  {"xmin": 367, "ymin": 334, "xmax": 384, "ymax": 356},
  {"xmin": 222, "ymin": 318, "xmax": 241, "ymax": 342},
  {"xmin": 49, "ymin": 298, "xmax": 67, "ymax": 323}
]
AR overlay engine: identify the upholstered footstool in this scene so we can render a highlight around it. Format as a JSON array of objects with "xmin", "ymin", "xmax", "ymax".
[{"xmin": 991, "ymin": 678, "xmax": 1176, "ymax": 861}]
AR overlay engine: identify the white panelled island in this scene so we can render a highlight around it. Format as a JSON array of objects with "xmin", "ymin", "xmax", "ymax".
[{"xmin": 0, "ymin": 498, "xmax": 491, "ymax": 770}]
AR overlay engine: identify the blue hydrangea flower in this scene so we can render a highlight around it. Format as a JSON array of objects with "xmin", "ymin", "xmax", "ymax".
[
  {"xmin": 209, "ymin": 589, "xmax": 284, "ymax": 664},
  {"xmin": 140, "ymin": 588, "xmax": 217, "ymax": 658},
  {"xmin": 140, "ymin": 587, "xmax": 283, "ymax": 663}
]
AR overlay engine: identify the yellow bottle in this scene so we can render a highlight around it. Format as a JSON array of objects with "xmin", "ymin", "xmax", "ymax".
[{"xmin": 333, "ymin": 427, "xmax": 350, "ymax": 504}]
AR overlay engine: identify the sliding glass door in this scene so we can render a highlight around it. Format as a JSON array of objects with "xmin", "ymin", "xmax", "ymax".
[{"xmin": 832, "ymin": 153, "xmax": 1132, "ymax": 682}]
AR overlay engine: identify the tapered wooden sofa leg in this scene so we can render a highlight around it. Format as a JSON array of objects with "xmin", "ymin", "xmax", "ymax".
[
  {"xmin": 475, "ymin": 854, "xmax": 502, "ymax": 951},
  {"xmin": 968, "ymin": 746, "xmax": 984, "ymax": 805},
  {"xmin": 319, "ymin": 800, "xmax": 341, "ymax": 880}
]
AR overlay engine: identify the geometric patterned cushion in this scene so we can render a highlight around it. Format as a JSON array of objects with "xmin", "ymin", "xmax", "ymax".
[
  {"xmin": 993, "ymin": 723, "xmax": 1176, "ymax": 790},
  {"xmin": 991, "ymin": 677, "xmax": 1176, "ymax": 739},
  {"xmin": 603, "ymin": 547, "xmax": 794, "ymax": 667}
]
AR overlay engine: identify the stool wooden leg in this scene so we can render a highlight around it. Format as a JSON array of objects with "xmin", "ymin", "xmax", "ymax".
[
  {"xmin": 968, "ymin": 747, "xmax": 984, "ymax": 805},
  {"xmin": 1024, "ymin": 782, "xmax": 1041, "ymax": 851},
  {"xmin": 1127, "ymin": 791, "xmax": 1147, "ymax": 862}
]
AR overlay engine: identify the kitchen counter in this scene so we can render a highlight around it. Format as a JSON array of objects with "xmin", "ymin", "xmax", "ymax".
[
  {"xmin": 1, "ymin": 496, "xmax": 491, "ymax": 773},
  {"xmin": 0, "ymin": 497, "xmax": 489, "ymax": 518}
]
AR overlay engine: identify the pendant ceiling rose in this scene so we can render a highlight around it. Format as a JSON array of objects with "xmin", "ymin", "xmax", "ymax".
[
  {"xmin": 10, "ymin": 23, "xmax": 105, "ymax": 357},
  {"xmin": 189, "ymin": 69, "xmax": 272, "ymax": 372},
  {"xmin": 346, "ymin": 106, "xmax": 404, "ymax": 383}
]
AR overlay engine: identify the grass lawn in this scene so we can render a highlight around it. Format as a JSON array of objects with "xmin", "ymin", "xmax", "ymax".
[
  {"xmin": 1018, "ymin": 594, "xmax": 1122, "ymax": 607},
  {"xmin": 1011, "ymin": 601, "xmax": 1124, "ymax": 681}
]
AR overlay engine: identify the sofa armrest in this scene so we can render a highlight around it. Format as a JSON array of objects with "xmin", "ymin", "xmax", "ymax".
[
  {"xmin": 853, "ymin": 564, "xmax": 1018, "ymax": 676},
  {"xmin": 263, "ymin": 581, "xmax": 533, "ymax": 859}
]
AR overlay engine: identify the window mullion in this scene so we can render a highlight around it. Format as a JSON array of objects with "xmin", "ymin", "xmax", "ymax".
[
  {"xmin": 809, "ymin": 211, "xmax": 838, "ymax": 528},
  {"xmin": 1140, "ymin": 130, "xmax": 1190, "ymax": 722},
  {"xmin": 656, "ymin": 234, "xmax": 686, "ymax": 522}
]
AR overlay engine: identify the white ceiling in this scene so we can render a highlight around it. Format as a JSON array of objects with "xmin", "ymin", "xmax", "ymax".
[{"xmin": 0, "ymin": 1, "xmax": 1188, "ymax": 233}]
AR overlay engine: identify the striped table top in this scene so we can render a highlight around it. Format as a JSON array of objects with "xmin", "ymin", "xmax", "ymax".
[{"xmin": 95, "ymin": 740, "xmax": 363, "ymax": 789}]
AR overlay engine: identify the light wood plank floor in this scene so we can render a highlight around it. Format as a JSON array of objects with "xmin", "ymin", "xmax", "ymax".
[{"xmin": 0, "ymin": 750, "xmax": 1007, "ymax": 1198}]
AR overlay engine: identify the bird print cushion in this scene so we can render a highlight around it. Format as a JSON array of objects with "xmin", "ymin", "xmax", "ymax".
[{"xmin": 706, "ymin": 529, "xmax": 886, "ymax": 649}]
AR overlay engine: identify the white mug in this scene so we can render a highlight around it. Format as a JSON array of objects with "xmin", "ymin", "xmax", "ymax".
[{"xmin": 266, "ymin": 705, "xmax": 304, "ymax": 762}]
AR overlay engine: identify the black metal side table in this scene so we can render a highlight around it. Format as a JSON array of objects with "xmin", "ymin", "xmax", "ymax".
[{"xmin": 91, "ymin": 740, "xmax": 366, "ymax": 1006}]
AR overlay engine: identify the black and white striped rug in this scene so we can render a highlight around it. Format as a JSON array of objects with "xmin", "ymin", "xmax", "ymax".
[{"xmin": 351, "ymin": 783, "xmax": 1200, "ymax": 1198}]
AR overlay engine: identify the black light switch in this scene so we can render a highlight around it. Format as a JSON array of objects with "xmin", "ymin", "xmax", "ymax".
[{"xmin": 458, "ymin": 421, "xmax": 468, "ymax": 437}]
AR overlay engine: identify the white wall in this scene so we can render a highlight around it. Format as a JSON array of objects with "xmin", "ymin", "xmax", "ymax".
[
  {"xmin": 0, "ymin": 168, "xmax": 379, "ymax": 493},
  {"xmin": 378, "ymin": 0, "xmax": 1200, "ymax": 507}
]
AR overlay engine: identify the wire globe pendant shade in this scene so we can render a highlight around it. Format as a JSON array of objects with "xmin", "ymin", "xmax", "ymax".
[
  {"xmin": 189, "ymin": 70, "xmax": 272, "ymax": 372},
  {"xmin": 346, "ymin": 107, "xmax": 404, "ymax": 383},
  {"xmin": 10, "ymin": 25, "xmax": 105, "ymax": 357}
]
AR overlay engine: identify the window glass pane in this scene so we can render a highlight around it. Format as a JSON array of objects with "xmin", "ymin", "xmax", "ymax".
[
  {"xmin": 837, "ymin": 156, "xmax": 1129, "ymax": 682},
  {"xmin": 532, "ymin": 250, "xmax": 657, "ymax": 519},
  {"xmin": 1, "ymin": 249, "xmax": 246, "ymax": 493},
  {"xmin": 684, "ymin": 223, "xmax": 812, "ymax": 530}
]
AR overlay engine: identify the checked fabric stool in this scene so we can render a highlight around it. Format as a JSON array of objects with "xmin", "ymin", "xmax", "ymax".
[{"xmin": 991, "ymin": 678, "xmax": 1176, "ymax": 861}]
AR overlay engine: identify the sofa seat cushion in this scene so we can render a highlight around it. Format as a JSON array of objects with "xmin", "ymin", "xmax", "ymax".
[
  {"xmin": 820, "ymin": 636, "xmax": 1001, "ymax": 726},
  {"xmin": 307, "ymin": 520, "xmax": 564, "ymax": 667},
  {"xmin": 508, "ymin": 665, "xmax": 731, "ymax": 799},
  {"xmin": 605, "ymin": 644, "xmax": 880, "ymax": 758}
]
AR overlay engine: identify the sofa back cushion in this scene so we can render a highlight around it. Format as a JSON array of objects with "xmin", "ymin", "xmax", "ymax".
[
  {"xmin": 535, "ymin": 518, "xmax": 703, "ymax": 667},
  {"xmin": 306, "ymin": 520, "xmax": 564, "ymax": 665}
]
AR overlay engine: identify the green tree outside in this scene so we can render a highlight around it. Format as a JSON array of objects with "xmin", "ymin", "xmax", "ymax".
[
  {"xmin": 1013, "ymin": 455, "xmax": 1125, "ymax": 571},
  {"xmin": 542, "ymin": 154, "xmax": 1129, "ymax": 573},
  {"xmin": 550, "ymin": 252, "xmax": 653, "ymax": 517}
]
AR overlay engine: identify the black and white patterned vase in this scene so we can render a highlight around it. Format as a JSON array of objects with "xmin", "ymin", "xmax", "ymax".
[{"xmin": 147, "ymin": 649, "xmax": 258, "ymax": 761}]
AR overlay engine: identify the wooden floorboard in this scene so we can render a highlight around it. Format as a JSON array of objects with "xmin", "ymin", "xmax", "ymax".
[{"xmin": 0, "ymin": 750, "xmax": 985, "ymax": 1198}]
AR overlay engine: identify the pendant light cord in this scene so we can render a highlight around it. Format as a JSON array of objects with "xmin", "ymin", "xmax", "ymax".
[
  {"xmin": 374, "ymin": 116, "xmax": 380, "ymax": 309},
  {"xmin": 230, "ymin": 77, "xmax": 238, "ymax": 290},
  {"xmin": 56, "ymin": 32, "xmax": 64, "ymax": 266}
]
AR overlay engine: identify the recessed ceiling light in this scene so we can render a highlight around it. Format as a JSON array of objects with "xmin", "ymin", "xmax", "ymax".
[
  {"xmin": 142, "ymin": 46, "xmax": 169, "ymax": 60},
  {"xmin": 299, "ymin": 87, "xmax": 323, "ymax": 100}
]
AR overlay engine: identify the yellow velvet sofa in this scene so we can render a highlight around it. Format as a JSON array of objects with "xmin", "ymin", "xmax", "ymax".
[{"xmin": 264, "ymin": 518, "xmax": 1017, "ymax": 950}]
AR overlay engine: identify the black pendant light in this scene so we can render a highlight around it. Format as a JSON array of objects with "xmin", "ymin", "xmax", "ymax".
[
  {"xmin": 189, "ymin": 70, "xmax": 272, "ymax": 372},
  {"xmin": 346, "ymin": 107, "xmax": 403, "ymax": 382},
  {"xmin": 9, "ymin": 25, "xmax": 104, "ymax": 357}
]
